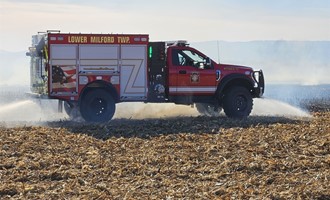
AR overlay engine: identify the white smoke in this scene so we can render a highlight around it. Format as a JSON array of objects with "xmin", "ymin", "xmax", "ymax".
[
  {"xmin": 192, "ymin": 40, "xmax": 330, "ymax": 85},
  {"xmin": 0, "ymin": 50, "xmax": 30, "ymax": 86}
]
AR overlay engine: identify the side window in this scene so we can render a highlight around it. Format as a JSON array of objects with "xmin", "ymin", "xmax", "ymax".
[{"xmin": 172, "ymin": 49, "xmax": 213, "ymax": 69}]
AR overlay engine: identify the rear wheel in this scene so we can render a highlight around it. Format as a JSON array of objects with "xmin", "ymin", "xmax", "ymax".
[
  {"xmin": 223, "ymin": 86, "xmax": 253, "ymax": 119},
  {"xmin": 196, "ymin": 103, "xmax": 222, "ymax": 117},
  {"xmin": 80, "ymin": 89, "xmax": 116, "ymax": 122}
]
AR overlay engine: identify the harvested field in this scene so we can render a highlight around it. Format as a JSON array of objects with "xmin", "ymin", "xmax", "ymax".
[{"xmin": 1, "ymin": 111, "xmax": 330, "ymax": 199}]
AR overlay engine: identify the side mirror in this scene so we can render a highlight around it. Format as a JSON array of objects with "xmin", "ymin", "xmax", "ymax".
[{"xmin": 205, "ymin": 57, "xmax": 211, "ymax": 67}]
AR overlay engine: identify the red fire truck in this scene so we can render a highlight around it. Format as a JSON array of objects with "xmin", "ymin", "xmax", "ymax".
[{"xmin": 27, "ymin": 31, "xmax": 264, "ymax": 122}]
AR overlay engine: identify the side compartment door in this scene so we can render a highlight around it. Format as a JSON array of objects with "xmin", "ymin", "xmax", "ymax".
[
  {"xmin": 168, "ymin": 48, "xmax": 217, "ymax": 95},
  {"xmin": 120, "ymin": 45, "xmax": 148, "ymax": 100},
  {"xmin": 49, "ymin": 44, "xmax": 78, "ymax": 96}
]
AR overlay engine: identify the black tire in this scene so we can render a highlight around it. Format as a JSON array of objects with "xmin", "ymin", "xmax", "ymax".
[
  {"xmin": 64, "ymin": 101, "xmax": 81, "ymax": 119},
  {"xmin": 196, "ymin": 103, "xmax": 222, "ymax": 117},
  {"xmin": 80, "ymin": 89, "xmax": 116, "ymax": 122},
  {"xmin": 223, "ymin": 86, "xmax": 253, "ymax": 119}
]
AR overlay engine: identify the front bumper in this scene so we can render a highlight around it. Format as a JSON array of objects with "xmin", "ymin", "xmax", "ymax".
[{"xmin": 252, "ymin": 70, "xmax": 265, "ymax": 97}]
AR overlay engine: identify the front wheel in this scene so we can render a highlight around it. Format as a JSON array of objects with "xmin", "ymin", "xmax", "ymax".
[
  {"xmin": 80, "ymin": 89, "xmax": 116, "ymax": 122},
  {"xmin": 223, "ymin": 86, "xmax": 253, "ymax": 119}
]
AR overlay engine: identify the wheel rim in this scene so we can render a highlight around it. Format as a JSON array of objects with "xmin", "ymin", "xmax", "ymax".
[
  {"xmin": 235, "ymin": 95, "xmax": 247, "ymax": 111},
  {"xmin": 90, "ymin": 98, "xmax": 107, "ymax": 116}
]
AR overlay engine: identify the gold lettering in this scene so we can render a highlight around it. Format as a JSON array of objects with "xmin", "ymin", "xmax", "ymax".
[
  {"xmin": 90, "ymin": 36, "xmax": 114, "ymax": 43},
  {"xmin": 90, "ymin": 36, "xmax": 99, "ymax": 43},
  {"xmin": 68, "ymin": 36, "xmax": 87, "ymax": 43},
  {"xmin": 118, "ymin": 36, "xmax": 130, "ymax": 43}
]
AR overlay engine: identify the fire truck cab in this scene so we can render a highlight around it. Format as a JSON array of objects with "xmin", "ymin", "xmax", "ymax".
[{"xmin": 27, "ymin": 31, "xmax": 264, "ymax": 122}]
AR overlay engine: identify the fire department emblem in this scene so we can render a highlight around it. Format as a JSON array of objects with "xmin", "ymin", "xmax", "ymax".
[{"xmin": 190, "ymin": 72, "xmax": 200, "ymax": 83}]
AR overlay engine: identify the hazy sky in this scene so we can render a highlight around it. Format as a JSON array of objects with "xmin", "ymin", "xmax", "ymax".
[{"xmin": 0, "ymin": 0, "xmax": 330, "ymax": 51}]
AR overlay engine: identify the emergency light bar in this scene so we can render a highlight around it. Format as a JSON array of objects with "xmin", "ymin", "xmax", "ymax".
[
  {"xmin": 166, "ymin": 40, "xmax": 188, "ymax": 47},
  {"xmin": 47, "ymin": 30, "xmax": 61, "ymax": 33}
]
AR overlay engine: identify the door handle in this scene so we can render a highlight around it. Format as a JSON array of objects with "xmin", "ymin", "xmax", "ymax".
[
  {"xmin": 179, "ymin": 70, "xmax": 187, "ymax": 74},
  {"xmin": 216, "ymin": 70, "xmax": 221, "ymax": 81}
]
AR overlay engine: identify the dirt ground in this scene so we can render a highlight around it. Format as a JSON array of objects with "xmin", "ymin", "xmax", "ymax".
[{"xmin": 1, "ymin": 110, "xmax": 330, "ymax": 199}]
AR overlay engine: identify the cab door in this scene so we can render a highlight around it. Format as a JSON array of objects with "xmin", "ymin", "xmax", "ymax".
[{"xmin": 168, "ymin": 47, "xmax": 217, "ymax": 95}]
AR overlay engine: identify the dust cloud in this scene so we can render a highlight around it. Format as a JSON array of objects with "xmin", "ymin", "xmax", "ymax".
[
  {"xmin": 114, "ymin": 103, "xmax": 199, "ymax": 119},
  {"xmin": 114, "ymin": 98, "xmax": 311, "ymax": 120},
  {"xmin": 0, "ymin": 93, "xmax": 312, "ymax": 124},
  {"xmin": 0, "ymin": 87, "xmax": 314, "ymax": 124}
]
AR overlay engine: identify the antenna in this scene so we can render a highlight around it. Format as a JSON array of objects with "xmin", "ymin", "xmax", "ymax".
[{"xmin": 217, "ymin": 40, "xmax": 220, "ymax": 63}]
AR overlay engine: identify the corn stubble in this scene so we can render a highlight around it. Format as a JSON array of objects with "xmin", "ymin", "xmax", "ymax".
[{"xmin": 0, "ymin": 108, "xmax": 329, "ymax": 199}]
